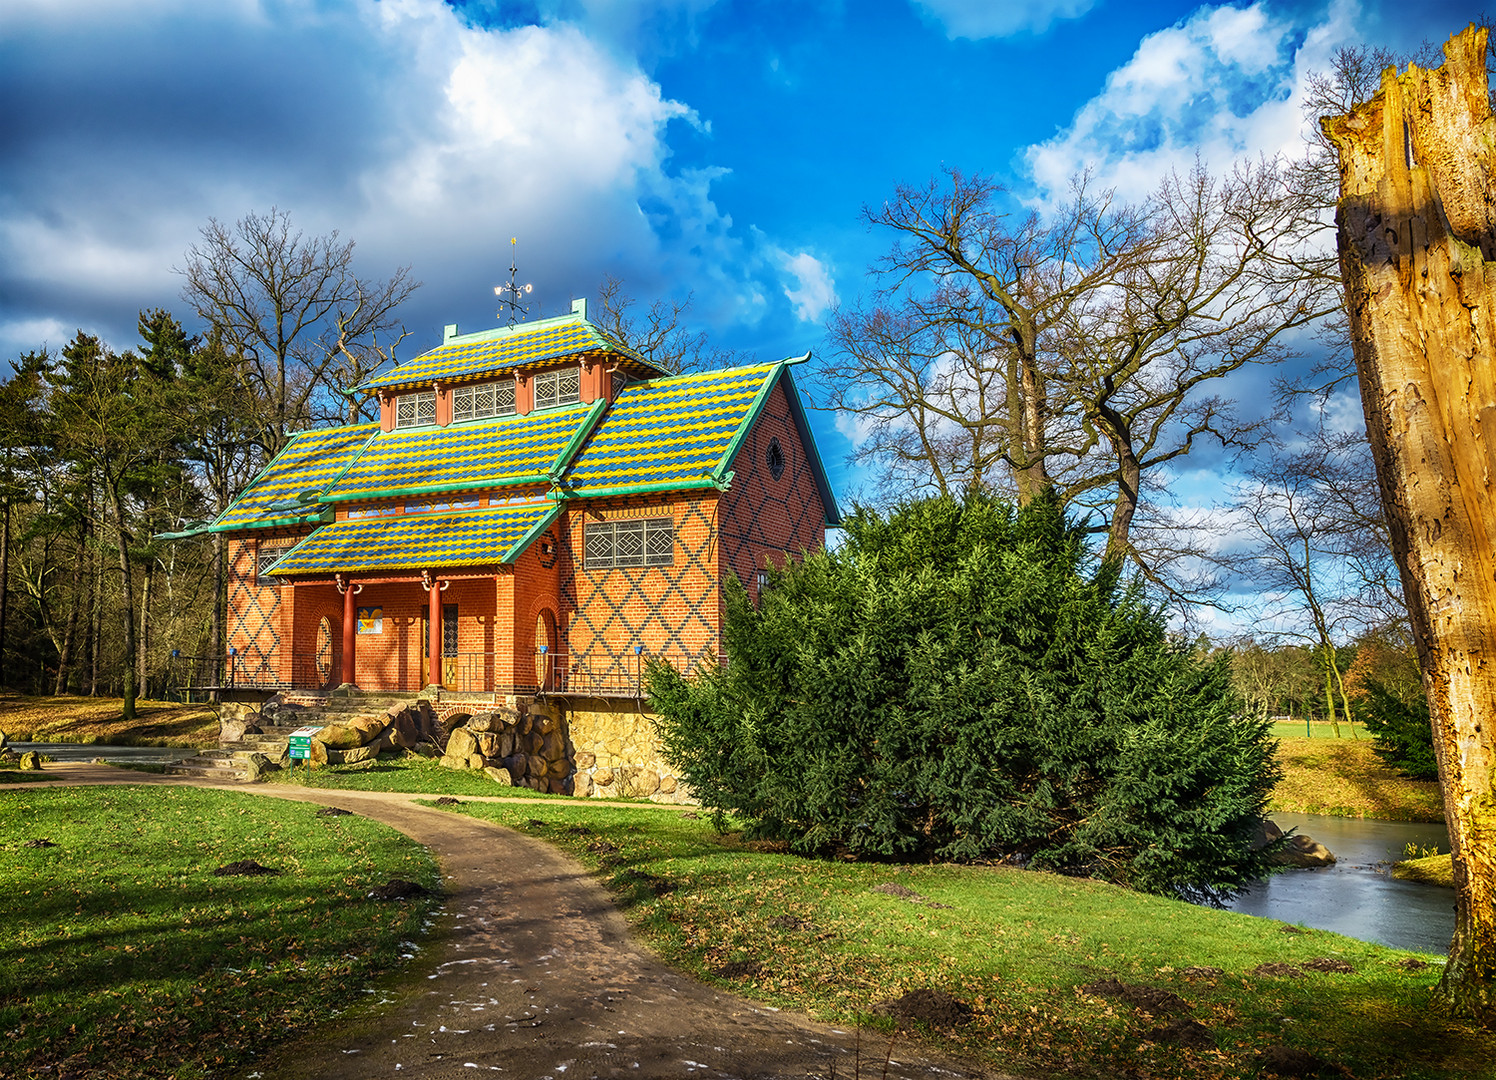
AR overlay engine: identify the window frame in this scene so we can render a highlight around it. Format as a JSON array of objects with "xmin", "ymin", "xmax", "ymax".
[
  {"xmin": 395, "ymin": 390, "xmax": 437, "ymax": 429},
  {"xmin": 585, "ymin": 517, "xmax": 675, "ymax": 570},
  {"xmin": 533, "ymin": 367, "xmax": 582, "ymax": 410},
  {"xmin": 451, "ymin": 379, "xmax": 516, "ymax": 423}
]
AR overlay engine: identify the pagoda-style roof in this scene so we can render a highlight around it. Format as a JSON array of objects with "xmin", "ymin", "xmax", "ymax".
[
  {"xmin": 210, "ymin": 424, "xmax": 377, "ymax": 533},
  {"xmin": 266, "ymin": 502, "xmax": 561, "ymax": 575},
  {"xmin": 558, "ymin": 363, "xmax": 777, "ymax": 497},
  {"xmin": 358, "ymin": 311, "xmax": 665, "ymax": 394},
  {"xmin": 201, "ymin": 351, "xmax": 840, "ymax": 560},
  {"xmin": 320, "ymin": 399, "xmax": 603, "ymax": 503}
]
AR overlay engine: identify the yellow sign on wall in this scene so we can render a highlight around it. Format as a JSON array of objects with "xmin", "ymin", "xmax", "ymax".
[{"xmin": 357, "ymin": 606, "xmax": 383, "ymax": 634}]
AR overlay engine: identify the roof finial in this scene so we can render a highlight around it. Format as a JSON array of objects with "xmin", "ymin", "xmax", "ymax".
[{"xmin": 494, "ymin": 237, "xmax": 533, "ymax": 326}]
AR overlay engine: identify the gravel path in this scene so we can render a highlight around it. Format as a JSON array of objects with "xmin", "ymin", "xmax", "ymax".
[{"xmin": 7, "ymin": 765, "xmax": 1004, "ymax": 1080}]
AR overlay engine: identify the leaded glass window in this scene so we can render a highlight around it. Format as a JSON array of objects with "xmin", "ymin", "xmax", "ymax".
[
  {"xmin": 256, "ymin": 544, "xmax": 290, "ymax": 584},
  {"xmin": 395, "ymin": 390, "xmax": 436, "ymax": 428},
  {"xmin": 585, "ymin": 518, "xmax": 673, "ymax": 569},
  {"xmin": 533, "ymin": 367, "xmax": 581, "ymax": 410},
  {"xmin": 452, "ymin": 379, "xmax": 515, "ymax": 422}
]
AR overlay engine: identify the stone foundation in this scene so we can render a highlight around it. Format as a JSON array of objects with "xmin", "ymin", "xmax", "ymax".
[{"xmin": 558, "ymin": 698, "xmax": 691, "ymax": 804}]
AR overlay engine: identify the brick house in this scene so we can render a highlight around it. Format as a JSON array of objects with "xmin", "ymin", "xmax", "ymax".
[{"xmin": 199, "ymin": 300, "xmax": 839, "ymax": 796}]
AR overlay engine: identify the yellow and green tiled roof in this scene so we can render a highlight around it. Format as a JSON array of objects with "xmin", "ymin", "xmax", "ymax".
[
  {"xmin": 210, "ymin": 424, "xmax": 377, "ymax": 532},
  {"xmin": 267, "ymin": 503, "xmax": 561, "ymax": 575},
  {"xmin": 558, "ymin": 363, "xmax": 779, "ymax": 496},
  {"xmin": 358, "ymin": 317, "xmax": 656, "ymax": 392},
  {"xmin": 321, "ymin": 404, "xmax": 595, "ymax": 503}
]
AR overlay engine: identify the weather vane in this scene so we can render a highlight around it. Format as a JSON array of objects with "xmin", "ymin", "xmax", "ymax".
[{"xmin": 495, "ymin": 237, "xmax": 533, "ymax": 326}]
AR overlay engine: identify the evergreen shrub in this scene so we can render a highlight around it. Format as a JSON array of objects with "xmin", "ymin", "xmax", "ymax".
[
  {"xmin": 647, "ymin": 494, "xmax": 1280, "ymax": 903},
  {"xmin": 1359, "ymin": 681, "xmax": 1438, "ymax": 781}
]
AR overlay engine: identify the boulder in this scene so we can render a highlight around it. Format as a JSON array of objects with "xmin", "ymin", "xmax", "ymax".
[
  {"xmin": 308, "ymin": 739, "xmax": 331, "ymax": 768},
  {"xmin": 594, "ymin": 767, "xmax": 614, "ymax": 787},
  {"xmin": 440, "ymin": 754, "xmax": 470, "ymax": 771},
  {"xmin": 572, "ymin": 771, "xmax": 593, "ymax": 798},
  {"xmin": 332, "ymin": 745, "xmax": 379, "ymax": 765},
  {"xmin": 467, "ymin": 752, "xmax": 485, "ymax": 770},
  {"xmin": 533, "ymin": 711, "xmax": 558, "ymax": 736},
  {"xmin": 618, "ymin": 767, "xmax": 659, "ymax": 796},
  {"xmin": 498, "ymin": 732, "xmax": 516, "ymax": 759},
  {"xmin": 315, "ymin": 724, "xmax": 364, "ymax": 750},
  {"xmin": 575, "ymin": 751, "xmax": 596, "ymax": 769},
  {"xmin": 446, "ymin": 727, "xmax": 480, "ymax": 761},
  {"xmin": 411, "ymin": 743, "xmax": 439, "ymax": 758},
  {"xmin": 473, "ymin": 731, "xmax": 503, "ymax": 758},
  {"xmin": 1251, "ymin": 819, "xmax": 1284, "ymax": 850},
  {"xmin": 219, "ymin": 713, "xmax": 252, "ymax": 743},
  {"xmin": 483, "ymin": 766, "xmax": 514, "ymax": 786},
  {"xmin": 19, "ymin": 750, "xmax": 42, "ymax": 770},
  {"xmin": 348, "ymin": 715, "xmax": 388, "ymax": 742},
  {"xmin": 502, "ymin": 753, "xmax": 528, "ymax": 778},
  {"xmin": 540, "ymin": 730, "xmax": 566, "ymax": 763},
  {"xmin": 547, "ymin": 777, "xmax": 565, "ymax": 795},
  {"xmin": 243, "ymin": 752, "xmax": 276, "ymax": 782},
  {"xmin": 517, "ymin": 714, "xmax": 533, "ymax": 736},
  {"xmin": 658, "ymin": 775, "xmax": 677, "ymax": 794},
  {"xmin": 1271, "ymin": 833, "xmax": 1337, "ymax": 868},
  {"xmin": 526, "ymin": 754, "xmax": 547, "ymax": 780},
  {"xmin": 390, "ymin": 710, "xmax": 421, "ymax": 749}
]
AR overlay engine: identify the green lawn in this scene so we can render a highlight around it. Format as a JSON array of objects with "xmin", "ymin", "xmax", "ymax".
[
  {"xmin": 431, "ymin": 799, "xmax": 1493, "ymax": 1080},
  {"xmin": 1, "ymin": 786, "xmax": 441, "ymax": 1079},
  {"xmin": 264, "ymin": 753, "xmax": 575, "ymax": 798}
]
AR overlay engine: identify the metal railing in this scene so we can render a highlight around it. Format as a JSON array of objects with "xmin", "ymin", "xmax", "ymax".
[{"xmin": 169, "ymin": 646, "xmax": 711, "ymax": 698}]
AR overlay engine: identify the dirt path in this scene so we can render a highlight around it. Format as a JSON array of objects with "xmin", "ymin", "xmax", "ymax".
[{"xmin": 6, "ymin": 766, "xmax": 1003, "ymax": 1080}]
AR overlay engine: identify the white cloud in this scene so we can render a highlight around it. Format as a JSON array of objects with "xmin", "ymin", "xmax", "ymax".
[
  {"xmin": 912, "ymin": 0, "xmax": 1098, "ymax": 39},
  {"xmin": 773, "ymin": 250, "xmax": 837, "ymax": 323},
  {"xmin": 0, "ymin": 0, "xmax": 797, "ymax": 361},
  {"xmin": 1025, "ymin": 0, "xmax": 1360, "ymax": 203}
]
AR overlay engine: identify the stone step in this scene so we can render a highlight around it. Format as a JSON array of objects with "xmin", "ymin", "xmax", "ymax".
[{"xmin": 166, "ymin": 758, "xmax": 248, "ymax": 781}]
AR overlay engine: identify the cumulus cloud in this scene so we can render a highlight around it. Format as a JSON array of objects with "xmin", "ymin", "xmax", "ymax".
[
  {"xmin": 773, "ymin": 250, "xmax": 837, "ymax": 323},
  {"xmin": 0, "ymin": 0, "xmax": 798, "ymax": 360},
  {"xmin": 1025, "ymin": 0, "xmax": 1359, "ymax": 203},
  {"xmin": 912, "ymin": 0, "xmax": 1098, "ymax": 39}
]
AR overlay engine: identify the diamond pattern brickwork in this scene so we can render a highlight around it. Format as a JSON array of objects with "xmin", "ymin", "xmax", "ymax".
[
  {"xmin": 226, "ymin": 538, "xmax": 284, "ymax": 684},
  {"xmin": 560, "ymin": 493, "xmax": 720, "ymax": 685},
  {"xmin": 718, "ymin": 380, "xmax": 832, "ymax": 605}
]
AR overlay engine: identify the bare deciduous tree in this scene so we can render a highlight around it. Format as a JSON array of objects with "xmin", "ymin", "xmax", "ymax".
[
  {"xmin": 824, "ymin": 164, "xmax": 1336, "ymax": 597},
  {"xmin": 178, "ymin": 207, "xmax": 419, "ymax": 456},
  {"xmin": 596, "ymin": 274, "xmax": 741, "ymax": 374}
]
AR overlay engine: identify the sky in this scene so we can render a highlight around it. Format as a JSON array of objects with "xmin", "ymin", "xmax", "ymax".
[{"xmin": 0, "ymin": 0, "xmax": 1480, "ymax": 628}]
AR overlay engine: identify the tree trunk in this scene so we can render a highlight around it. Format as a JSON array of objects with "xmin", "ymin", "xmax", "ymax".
[
  {"xmin": 0, "ymin": 494, "xmax": 9, "ymax": 689},
  {"xmin": 106, "ymin": 487, "xmax": 138, "ymax": 721},
  {"xmin": 1324, "ymin": 24, "xmax": 1496, "ymax": 1023},
  {"xmin": 138, "ymin": 565, "xmax": 152, "ymax": 700}
]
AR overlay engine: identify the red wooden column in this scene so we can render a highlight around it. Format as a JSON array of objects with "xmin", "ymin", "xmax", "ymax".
[
  {"xmin": 337, "ymin": 575, "xmax": 358, "ymax": 687},
  {"xmin": 424, "ymin": 570, "xmax": 442, "ymax": 688}
]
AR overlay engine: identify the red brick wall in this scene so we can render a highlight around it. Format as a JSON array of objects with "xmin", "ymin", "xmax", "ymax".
[
  {"xmin": 718, "ymin": 379, "xmax": 831, "ymax": 609},
  {"xmin": 507, "ymin": 523, "xmax": 565, "ymax": 691},
  {"xmin": 562, "ymin": 492, "xmax": 721, "ymax": 682}
]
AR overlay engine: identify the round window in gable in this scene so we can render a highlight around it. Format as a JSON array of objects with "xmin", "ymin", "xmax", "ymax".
[{"xmin": 767, "ymin": 437, "xmax": 785, "ymax": 480}]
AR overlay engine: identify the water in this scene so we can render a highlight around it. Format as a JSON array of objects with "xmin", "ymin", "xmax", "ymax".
[
  {"xmin": 10, "ymin": 741, "xmax": 190, "ymax": 765},
  {"xmin": 1225, "ymin": 813, "xmax": 1454, "ymax": 955}
]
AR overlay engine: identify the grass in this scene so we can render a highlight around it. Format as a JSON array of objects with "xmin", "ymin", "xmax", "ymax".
[
  {"xmin": 0, "ymin": 693, "xmax": 218, "ymax": 747},
  {"xmin": 0, "ymin": 785, "xmax": 441, "ymax": 1080},
  {"xmin": 263, "ymin": 753, "xmax": 574, "ymax": 798},
  {"xmin": 1270, "ymin": 735, "xmax": 1444, "ymax": 821},
  {"xmin": 1268, "ymin": 719, "xmax": 1369, "ymax": 740},
  {"xmin": 430, "ymin": 799, "xmax": 1492, "ymax": 1080}
]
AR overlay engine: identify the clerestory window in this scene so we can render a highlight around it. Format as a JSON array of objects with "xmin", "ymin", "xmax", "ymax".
[
  {"xmin": 533, "ymin": 367, "xmax": 581, "ymax": 410},
  {"xmin": 395, "ymin": 390, "xmax": 436, "ymax": 428},
  {"xmin": 452, "ymin": 379, "xmax": 516, "ymax": 422},
  {"xmin": 585, "ymin": 518, "xmax": 674, "ymax": 569}
]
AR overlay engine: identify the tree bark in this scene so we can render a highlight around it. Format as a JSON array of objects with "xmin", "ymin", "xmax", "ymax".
[
  {"xmin": 0, "ymin": 495, "xmax": 9, "ymax": 689},
  {"xmin": 1324, "ymin": 24, "xmax": 1496, "ymax": 1022}
]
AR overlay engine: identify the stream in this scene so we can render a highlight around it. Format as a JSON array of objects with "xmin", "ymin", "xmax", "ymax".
[{"xmin": 1225, "ymin": 812, "xmax": 1454, "ymax": 955}]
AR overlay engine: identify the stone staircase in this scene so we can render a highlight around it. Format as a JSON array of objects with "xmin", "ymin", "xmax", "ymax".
[{"xmin": 165, "ymin": 693, "xmax": 420, "ymax": 781}]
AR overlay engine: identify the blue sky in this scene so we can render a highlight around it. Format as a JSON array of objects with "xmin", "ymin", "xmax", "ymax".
[{"xmin": 0, "ymin": 0, "xmax": 1479, "ymax": 628}]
